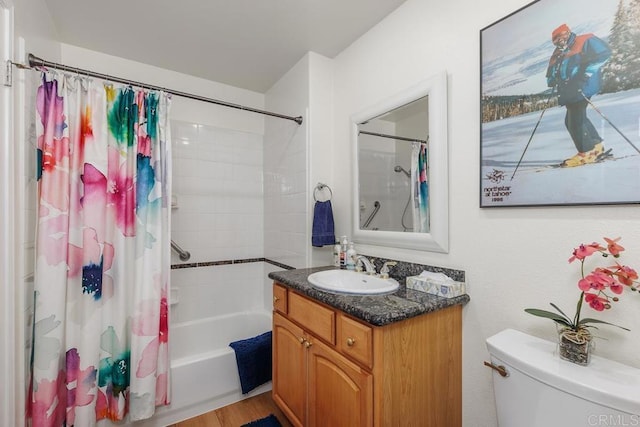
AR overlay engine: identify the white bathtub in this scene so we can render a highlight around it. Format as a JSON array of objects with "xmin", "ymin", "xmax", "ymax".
[{"xmin": 134, "ymin": 310, "xmax": 273, "ymax": 427}]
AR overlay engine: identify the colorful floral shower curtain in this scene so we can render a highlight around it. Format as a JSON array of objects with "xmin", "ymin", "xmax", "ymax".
[
  {"xmin": 28, "ymin": 73, "xmax": 172, "ymax": 426},
  {"xmin": 411, "ymin": 141, "xmax": 428, "ymax": 233}
]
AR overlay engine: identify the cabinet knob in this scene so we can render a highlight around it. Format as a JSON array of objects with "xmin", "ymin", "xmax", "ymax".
[
  {"xmin": 273, "ymin": 296, "xmax": 279, "ymax": 303},
  {"xmin": 346, "ymin": 337, "xmax": 356, "ymax": 347},
  {"xmin": 298, "ymin": 336, "xmax": 305, "ymax": 344},
  {"xmin": 304, "ymin": 340, "xmax": 313, "ymax": 348}
]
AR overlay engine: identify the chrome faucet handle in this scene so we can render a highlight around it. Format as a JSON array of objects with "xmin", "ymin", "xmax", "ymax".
[{"xmin": 379, "ymin": 261, "xmax": 397, "ymax": 279}]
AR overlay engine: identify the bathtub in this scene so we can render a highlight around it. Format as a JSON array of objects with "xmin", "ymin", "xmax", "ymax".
[{"xmin": 134, "ymin": 310, "xmax": 273, "ymax": 427}]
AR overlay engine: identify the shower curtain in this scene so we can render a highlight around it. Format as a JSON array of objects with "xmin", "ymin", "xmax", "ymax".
[
  {"xmin": 411, "ymin": 141, "xmax": 428, "ymax": 233},
  {"xmin": 28, "ymin": 73, "xmax": 171, "ymax": 426}
]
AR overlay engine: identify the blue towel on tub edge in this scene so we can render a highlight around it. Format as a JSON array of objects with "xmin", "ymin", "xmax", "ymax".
[
  {"xmin": 229, "ymin": 331, "xmax": 272, "ymax": 394},
  {"xmin": 312, "ymin": 200, "xmax": 335, "ymax": 247}
]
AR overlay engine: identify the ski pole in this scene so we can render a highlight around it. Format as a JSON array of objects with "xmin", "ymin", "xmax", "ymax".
[
  {"xmin": 510, "ymin": 89, "xmax": 556, "ymax": 180},
  {"xmin": 581, "ymin": 92, "xmax": 640, "ymax": 155}
]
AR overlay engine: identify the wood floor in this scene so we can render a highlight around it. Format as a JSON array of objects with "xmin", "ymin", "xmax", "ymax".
[{"xmin": 171, "ymin": 391, "xmax": 292, "ymax": 427}]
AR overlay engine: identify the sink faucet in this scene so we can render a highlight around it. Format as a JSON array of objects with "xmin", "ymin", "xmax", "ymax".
[
  {"xmin": 355, "ymin": 255, "xmax": 377, "ymax": 275},
  {"xmin": 379, "ymin": 261, "xmax": 397, "ymax": 279}
]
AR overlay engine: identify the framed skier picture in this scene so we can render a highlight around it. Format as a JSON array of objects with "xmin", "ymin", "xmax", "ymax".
[{"xmin": 480, "ymin": 0, "xmax": 640, "ymax": 207}]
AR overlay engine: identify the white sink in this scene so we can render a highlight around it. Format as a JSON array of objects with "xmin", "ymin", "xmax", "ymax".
[{"xmin": 307, "ymin": 269, "xmax": 399, "ymax": 295}]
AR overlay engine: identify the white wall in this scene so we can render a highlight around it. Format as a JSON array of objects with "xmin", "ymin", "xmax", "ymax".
[
  {"xmin": 1, "ymin": 5, "xmax": 19, "ymax": 427},
  {"xmin": 308, "ymin": 52, "xmax": 336, "ymax": 266},
  {"xmin": 264, "ymin": 54, "xmax": 310, "ymax": 268},
  {"xmin": 331, "ymin": 0, "xmax": 640, "ymax": 426},
  {"xmin": 11, "ymin": 2, "xmax": 59, "ymax": 426},
  {"xmin": 263, "ymin": 51, "xmax": 337, "ymax": 269}
]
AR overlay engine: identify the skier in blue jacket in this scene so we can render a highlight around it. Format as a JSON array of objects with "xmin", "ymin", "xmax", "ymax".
[{"xmin": 546, "ymin": 24, "xmax": 611, "ymax": 167}]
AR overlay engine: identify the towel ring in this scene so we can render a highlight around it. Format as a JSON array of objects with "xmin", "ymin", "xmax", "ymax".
[{"xmin": 314, "ymin": 183, "xmax": 332, "ymax": 202}]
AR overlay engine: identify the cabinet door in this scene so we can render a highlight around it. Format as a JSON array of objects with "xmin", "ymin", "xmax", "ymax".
[
  {"xmin": 307, "ymin": 338, "xmax": 373, "ymax": 427},
  {"xmin": 272, "ymin": 313, "xmax": 307, "ymax": 427}
]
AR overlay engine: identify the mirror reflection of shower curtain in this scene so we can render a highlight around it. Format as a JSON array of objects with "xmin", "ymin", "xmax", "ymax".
[{"xmin": 411, "ymin": 142, "xmax": 428, "ymax": 232}]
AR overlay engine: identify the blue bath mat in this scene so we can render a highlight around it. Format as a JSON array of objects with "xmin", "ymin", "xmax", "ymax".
[
  {"xmin": 241, "ymin": 413, "xmax": 282, "ymax": 427},
  {"xmin": 229, "ymin": 331, "xmax": 272, "ymax": 394}
]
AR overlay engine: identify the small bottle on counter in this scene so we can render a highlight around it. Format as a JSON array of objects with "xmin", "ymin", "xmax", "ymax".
[
  {"xmin": 339, "ymin": 235, "xmax": 348, "ymax": 269},
  {"xmin": 346, "ymin": 242, "xmax": 357, "ymax": 270},
  {"xmin": 333, "ymin": 239, "xmax": 341, "ymax": 267}
]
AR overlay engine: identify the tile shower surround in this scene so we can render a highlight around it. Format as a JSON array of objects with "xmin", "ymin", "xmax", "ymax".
[
  {"xmin": 171, "ymin": 117, "xmax": 307, "ymax": 268},
  {"xmin": 171, "ymin": 120, "xmax": 265, "ymax": 264}
]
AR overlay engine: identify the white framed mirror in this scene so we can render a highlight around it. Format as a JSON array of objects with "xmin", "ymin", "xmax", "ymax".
[{"xmin": 351, "ymin": 71, "xmax": 449, "ymax": 253}]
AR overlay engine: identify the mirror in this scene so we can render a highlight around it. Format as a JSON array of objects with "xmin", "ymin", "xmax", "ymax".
[
  {"xmin": 351, "ymin": 71, "xmax": 448, "ymax": 253},
  {"xmin": 357, "ymin": 96, "xmax": 429, "ymax": 233}
]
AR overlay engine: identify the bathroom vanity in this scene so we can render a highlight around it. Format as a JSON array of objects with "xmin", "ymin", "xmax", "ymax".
[{"xmin": 269, "ymin": 266, "xmax": 469, "ymax": 427}]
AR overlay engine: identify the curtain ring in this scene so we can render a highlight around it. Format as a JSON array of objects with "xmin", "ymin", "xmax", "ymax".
[{"xmin": 313, "ymin": 183, "xmax": 332, "ymax": 202}]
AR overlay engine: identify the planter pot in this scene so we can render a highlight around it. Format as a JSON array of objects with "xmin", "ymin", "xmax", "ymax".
[{"xmin": 557, "ymin": 327, "xmax": 593, "ymax": 366}]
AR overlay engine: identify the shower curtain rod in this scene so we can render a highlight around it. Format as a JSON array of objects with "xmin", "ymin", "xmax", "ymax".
[
  {"xmin": 358, "ymin": 130, "xmax": 427, "ymax": 144},
  {"xmin": 22, "ymin": 53, "xmax": 303, "ymax": 125}
]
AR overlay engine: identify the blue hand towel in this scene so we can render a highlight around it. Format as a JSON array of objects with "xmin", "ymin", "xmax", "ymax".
[
  {"xmin": 312, "ymin": 200, "xmax": 335, "ymax": 247},
  {"xmin": 229, "ymin": 331, "xmax": 272, "ymax": 394}
]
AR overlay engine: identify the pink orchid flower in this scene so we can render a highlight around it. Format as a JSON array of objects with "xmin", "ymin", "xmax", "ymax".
[
  {"xmin": 613, "ymin": 264, "xmax": 638, "ymax": 286},
  {"xmin": 609, "ymin": 280, "xmax": 624, "ymax": 295},
  {"xmin": 578, "ymin": 270, "xmax": 613, "ymax": 292},
  {"xmin": 604, "ymin": 237, "xmax": 625, "ymax": 257},
  {"xmin": 568, "ymin": 242, "xmax": 604, "ymax": 263},
  {"xmin": 584, "ymin": 292, "xmax": 608, "ymax": 311}
]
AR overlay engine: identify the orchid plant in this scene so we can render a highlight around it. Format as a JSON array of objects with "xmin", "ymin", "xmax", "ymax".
[{"xmin": 525, "ymin": 237, "xmax": 638, "ymax": 332}]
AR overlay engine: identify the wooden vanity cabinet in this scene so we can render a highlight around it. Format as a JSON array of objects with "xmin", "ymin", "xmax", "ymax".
[
  {"xmin": 273, "ymin": 312, "xmax": 373, "ymax": 427},
  {"xmin": 272, "ymin": 282, "xmax": 462, "ymax": 427}
]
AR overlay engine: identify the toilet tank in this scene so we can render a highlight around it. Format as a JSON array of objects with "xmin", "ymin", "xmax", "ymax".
[{"xmin": 486, "ymin": 329, "xmax": 640, "ymax": 427}]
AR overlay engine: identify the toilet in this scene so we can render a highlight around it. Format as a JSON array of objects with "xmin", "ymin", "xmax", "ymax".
[{"xmin": 486, "ymin": 329, "xmax": 640, "ymax": 427}]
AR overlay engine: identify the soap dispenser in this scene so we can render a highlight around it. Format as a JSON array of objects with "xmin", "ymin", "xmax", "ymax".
[
  {"xmin": 333, "ymin": 239, "xmax": 341, "ymax": 267},
  {"xmin": 339, "ymin": 236, "xmax": 348, "ymax": 269},
  {"xmin": 346, "ymin": 243, "xmax": 357, "ymax": 270}
]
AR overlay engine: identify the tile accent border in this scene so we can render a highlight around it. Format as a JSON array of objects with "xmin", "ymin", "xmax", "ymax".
[
  {"xmin": 263, "ymin": 259, "xmax": 296, "ymax": 270},
  {"xmin": 171, "ymin": 258, "xmax": 295, "ymax": 270},
  {"xmin": 171, "ymin": 256, "xmax": 462, "ymax": 286}
]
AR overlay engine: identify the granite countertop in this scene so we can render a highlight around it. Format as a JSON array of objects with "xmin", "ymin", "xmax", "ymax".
[{"xmin": 268, "ymin": 266, "xmax": 470, "ymax": 327}]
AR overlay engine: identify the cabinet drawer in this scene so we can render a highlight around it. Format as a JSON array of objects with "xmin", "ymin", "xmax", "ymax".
[
  {"xmin": 337, "ymin": 313, "xmax": 373, "ymax": 368},
  {"xmin": 288, "ymin": 292, "xmax": 335, "ymax": 345},
  {"xmin": 273, "ymin": 283, "xmax": 288, "ymax": 314}
]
